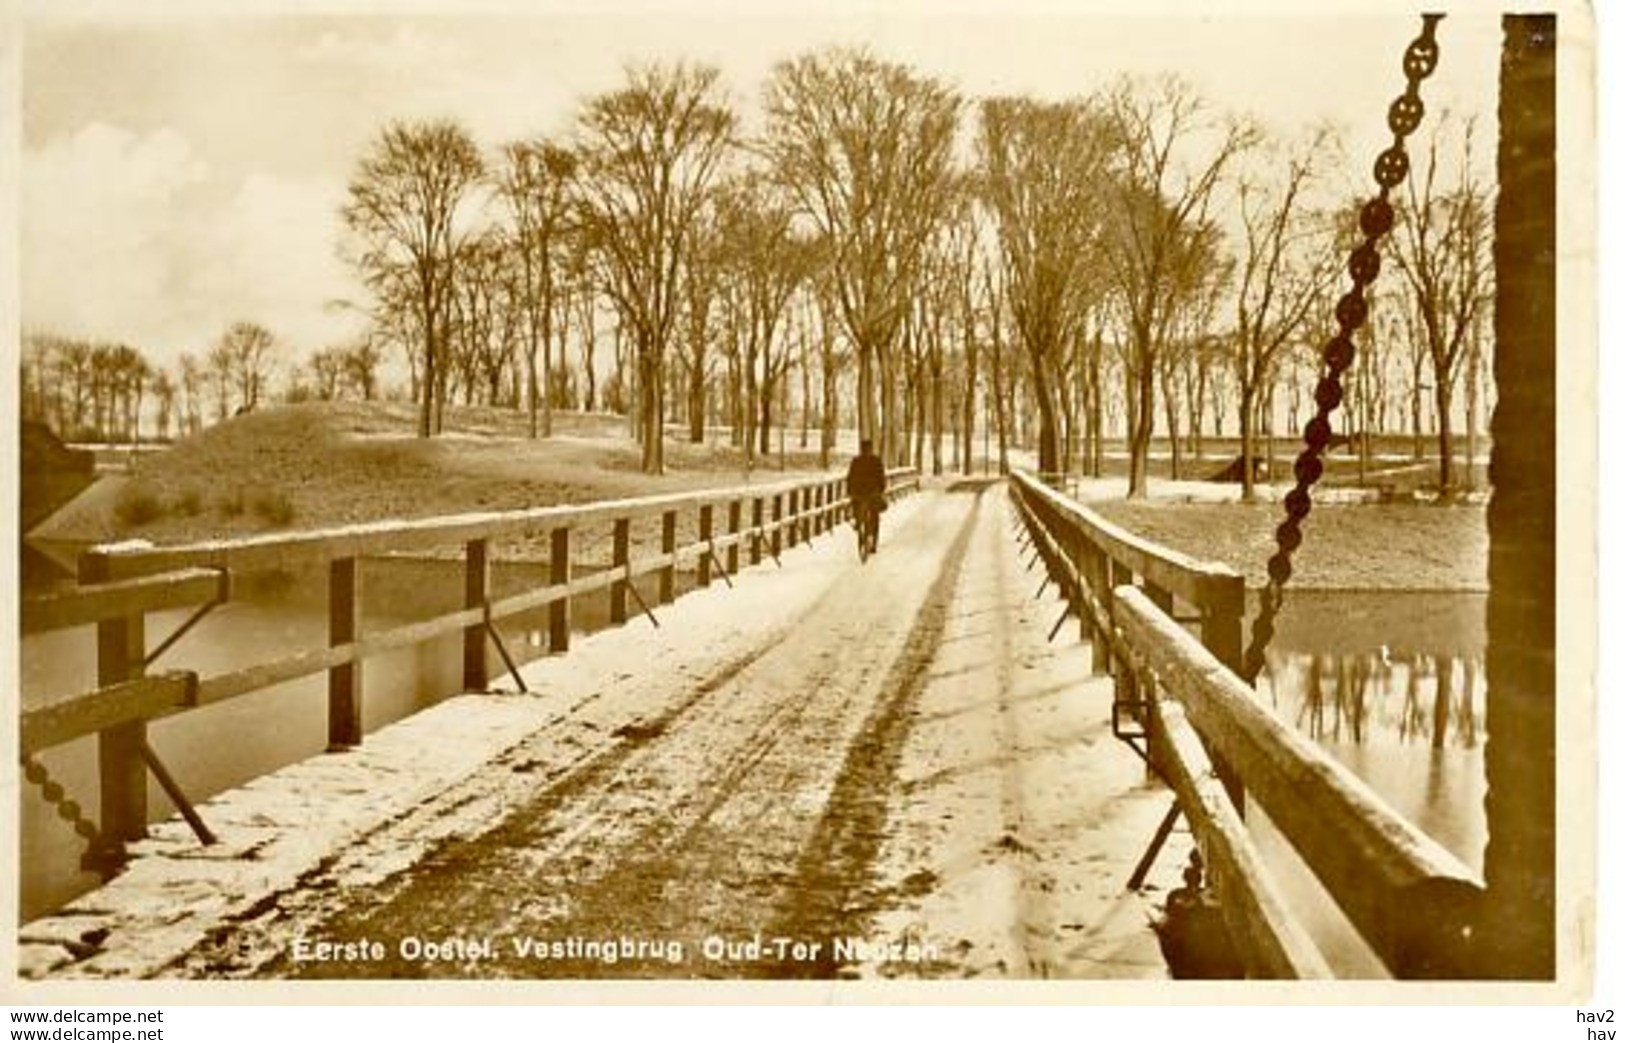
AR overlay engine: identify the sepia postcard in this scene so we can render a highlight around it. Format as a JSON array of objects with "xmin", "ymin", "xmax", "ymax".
[{"xmin": 0, "ymin": 0, "xmax": 1603, "ymax": 1012}]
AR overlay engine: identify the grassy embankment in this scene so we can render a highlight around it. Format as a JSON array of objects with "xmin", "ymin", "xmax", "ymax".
[
  {"xmin": 106, "ymin": 402, "xmax": 837, "ymax": 557},
  {"xmin": 1090, "ymin": 497, "xmax": 1487, "ymax": 591}
]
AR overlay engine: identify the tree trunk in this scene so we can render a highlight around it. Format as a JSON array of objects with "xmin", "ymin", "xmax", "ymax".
[{"xmin": 1434, "ymin": 379, "xmax": 1456, "ymax": 492}]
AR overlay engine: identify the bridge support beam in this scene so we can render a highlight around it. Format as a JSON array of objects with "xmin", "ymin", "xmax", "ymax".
[
  {"xmin": 610, "ymin": 518, "xmax": 630, "ymax": 625},
  {"xmin": 549, "ymin": 527, "xmax": 571, "ymax": 653},
  {"xmin": 698, "ymin": 505, "xmax": 714, "ymax": 588},
  {"xmin": 327, "ymin": 557, "xmax": 362, "ymax": 750},
  {"xmin": 659, "ymin": 510, "xmax": 677, "ymax": 604},
  {"xmin": 1481, "ymin": 11, "xmax": 1557, "ymax": 980},
  {"xmin": 464, "ymin": 538, "xmax": 489, "ymax": 691},
  {"xmin": 727, "ymin": 500, "xmax": 742, "ymax": 574},
  {"xmin": 84, "ymin": 548, "xmax": 148, "ymax": 872}
]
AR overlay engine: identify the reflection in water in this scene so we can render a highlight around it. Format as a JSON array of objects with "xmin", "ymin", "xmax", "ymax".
[
  {"xmin": 1266, "ymin": 649, "xmax": 1485, "ymax": 754},
  {"xmin": 1248, "ymin": 639, "xmax": 1487, "ymax": 978}
]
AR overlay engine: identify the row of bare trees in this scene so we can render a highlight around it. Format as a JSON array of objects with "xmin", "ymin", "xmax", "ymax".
[
  {"xmin": 334, "ymin": 48, "xmax": 1493, "ymax": 495},
  {"xmin": 22, "ymin": 49, "xmax": 1490, "ymax": 498},
  {"xmin": 20, "ymin": 320, "xmax": 301, "ymax": 442}
]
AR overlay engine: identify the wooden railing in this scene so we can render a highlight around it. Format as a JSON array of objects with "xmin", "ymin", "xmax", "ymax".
[
  {"xmin": 19, "ymin": 467, "xmax": 919, "ymax": 867},
  {"xmin": 1008, "ymin": 469, "xmax": 1484, "ymax": 979}
]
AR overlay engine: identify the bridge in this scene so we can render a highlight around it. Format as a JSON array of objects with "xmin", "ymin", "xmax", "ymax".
[{"xmin": 15, "ymin": 469, "xmax": 1499, "ymax": 983}]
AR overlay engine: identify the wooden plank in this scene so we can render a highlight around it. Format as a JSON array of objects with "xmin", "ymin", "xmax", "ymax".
[
  {"xmin": 194, "ymin": 608, "xmax": 487, "ymax": 708},
  {"xmin": 1011, "ymin": 470, "xmax": 1241, "ymax": 608},
  {"xmin": 1143, "ymin": 689, "xmax": 1332, "ymax": 979},
  {"xmin": 20, "ymin": 673, "xmax": 195, "ymax": 757},
  {"xmin": 1114, "ymin": 587, "xmax": 1484, "ymax": 978},
  {"xmin": 21, "ymin": 568, "xmax": 226, "ymax": 635}
]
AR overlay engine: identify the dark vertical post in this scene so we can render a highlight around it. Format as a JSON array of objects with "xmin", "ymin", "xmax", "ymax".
[
  {"xmin": 327, "ymin": 556, "xmax": 362, "ymax": 750},
  {"xmin": 750, "ymin": 498, "xmax": 764, "ymax": 565},
  {"xmin": 1085, "ymin": 546, "xmax": 1108, "ymax": 670},
  {"xmin": 771, "ymin": 494, "xmax": 783, "ymax": 558},
  {"xmin": 659, "ymin": 509, "xmax": 677, "ymax": 604},
  {"xmin": 787, "ymin": 490, "xmax": 800, "ymax": 548},
  {"xmin": 463, "ymin": 538, "xmax": 489, "ymax": 691},
  {"xmin": 698, "ymin": 505, "xmax": 714, "ymax": 588},
  {"xmin": 611, "ymin": 517, "xmax": 631, "ymax": 624},
  {"xmin": 727, "ymin": 500, "xmax": 742, "ymax": 574},
  {"xmin": 1481, "ymin": 12, "xmax": 1556, "ymax": 980},
  {"xmin": 1201, "ymin": 575, "xmax": 1247, "ymax": 810},
  {"xmin": 549, "ymin": 527, "xmax": 571, "ymax": 652},
  {"xmin": 80, "ymin": 554, "xmax": 147, "ymax": 867},
  {"xmin": 1106, "ymin": 560, "xmax": 1133, "ymax": 679}
]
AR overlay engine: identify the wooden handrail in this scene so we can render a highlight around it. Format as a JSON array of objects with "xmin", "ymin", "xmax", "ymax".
[
  {"xmin": 1114, "ymin": 586, "xmax": 1484, "ymax": 978},
  {"xmin": 21, "ymin": 468, "xmax": 919, "ymax": 759},
  {"xmin": 1010, "ymin": 469, "xmax": 1241, "ymax": 610},
  {"xmin": 21, "ymin": 672, "xmax": 197, "ymax": 758},
  {"xmin": 83, "ymin": 468, "xmax": 914, "ymax": 581},
  {"xmin": 1143, "ymin": 689, "xmax": 1332, "ymax": 979},
  {"xmin": 21, "ymin": 569, "xmax": 227, "ymax": 635}
]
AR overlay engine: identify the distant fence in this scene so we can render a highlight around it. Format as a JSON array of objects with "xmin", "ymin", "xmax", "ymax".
[
  {"xmin": 20, "ymin": 467, "xmax": 919, "ymax": 873},
  {"xmin": 1008, "ymin": 469, "xmax": 1484, "ymax": 979}
]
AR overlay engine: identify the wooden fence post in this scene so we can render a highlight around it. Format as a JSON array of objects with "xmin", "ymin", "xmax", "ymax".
[
  {"xmin": 698, "ymin": 505, "xmax": 714, "ymax": 588},
  {"xmin": 659, "ymin": 509, "xmax": 677, "ymax": 604},
  {"xmin": 787, "ymin": 490, "xmax": 800, "ymax": 549},
  {"xmin": 327, "ymin": 556, "xmax": 363, "ymax": 750},
  {"xmin": 611, "ymin": 517, "xmax": 631, "ymax": 624},
  {"xmin": 80, "ymin": 554, "xmax": 147, "ymax": 867},
  {"xmin": 549, "ymin": 527, "xmax": 571, "ymax": 652},
  {"xmin": 1088, "ymin": 546, "xmax": 1110, "ymax": 675},
  {"xmin": 750, "ymin": 498, "xmax": 764, "ymax": 565},
  {"xmin": 464, "ymin": 538, "xmax": 489, "ymax": 691},
  {"xmin": 771, "ymin": 494, "xmax": 783, "ymax": 558},
  {"xmin": 728, "ymin": 500, "xmax": 742, "ymax": 573}
]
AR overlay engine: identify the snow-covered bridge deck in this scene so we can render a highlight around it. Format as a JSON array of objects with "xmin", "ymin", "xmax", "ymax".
[{"xmin": 19, "ymin": 483, "xmax": 1179, "ymax": 981}]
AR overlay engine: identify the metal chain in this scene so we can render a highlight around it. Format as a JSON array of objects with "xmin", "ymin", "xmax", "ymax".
[
  {"xmin": 21, "ymin": 755, "xmax": 105, "ymax": 861},
  {"xmin": 1242, "ymin": 15, "xmax": 1444, "ymax": 685}
]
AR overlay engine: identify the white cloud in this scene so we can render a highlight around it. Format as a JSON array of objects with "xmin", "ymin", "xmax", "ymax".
[
  {"xmin": 22, "ymin": 123, "xmax": 209, "ymax": 351},
  {"xmin": 21, "ymin": 122, "xmax": 366, "ymax": 371}
]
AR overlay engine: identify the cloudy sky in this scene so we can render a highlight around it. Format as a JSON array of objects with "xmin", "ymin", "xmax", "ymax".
[{"xmin": 14, "ymin": 0, "xmax": 1505, "ymax": 373}]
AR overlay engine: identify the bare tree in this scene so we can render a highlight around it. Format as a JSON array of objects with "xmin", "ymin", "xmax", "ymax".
[
  {"xmin": 764, "ymin": 46, "xmax": 960, "ymax": 464},
  {"xmin": 714, "ymin": 172, "xmax": 818, "ymax": 461},
  {"xmin": 575, "ymin": 61, "xmax": 736, "ymax": 474},
  {"xmin": 216, "ymin": 320, "xmax": 277, "ymax": 413},
  {"xmin": 1228, "ymin": 130, "xmax": 1339, "ymax": 499},
  {"xmin": 1390, "ymin": 117, "xmax": 1494, "ymax": 492},
  {"xmin": 498, "ymin": 139, "xmax": 577, "ymax": 438},
  {"xmin": 977, "ymin": 96, "xmax": 1113, "ymax": 477},
  {"xmin": 342, "ymin": 119, "xmax": 486, "ymax": 438},
  {"xmin": 1105, "ymin": 76, "xmax": 1256, "ymax": 498}
]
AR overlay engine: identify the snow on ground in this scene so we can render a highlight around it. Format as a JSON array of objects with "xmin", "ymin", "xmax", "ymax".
[
  {"xmin": 19, "ymin": 481, "xmax": 1180, "ymax": 983},
  {"xmin": 860, "ymin": 488, "xmax": 1178, "ymax": 979},
  {"xmin": 19, "ymin": 495, "xmax": 920, "ymax": 980}
]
